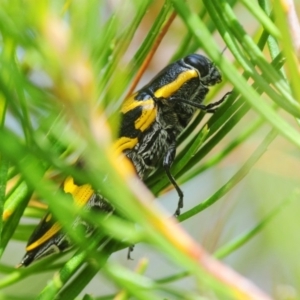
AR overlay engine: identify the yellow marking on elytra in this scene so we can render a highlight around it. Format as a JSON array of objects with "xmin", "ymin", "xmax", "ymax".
[
  {"xmin": 121, "ymin": 93, "xmax": 140, "ymax": 114},
  {"xmin": 63, "ymin": 176, "xmax": 94, "ymax": 207},
  {"xmin": 26, "ymin": 178, "xmax": 94, "ymax": 251},
  {"xmin": 26, "ymin": 222, "xmax": 62, "ymax": 251},
  {"xmin": 154, "ymin": 69, "xmax": 198, "ymax": 99},
  {"xmin": 121, "ymin": 71, "xmax": 197, "ymax": 133},
  {"xmin": 113, "ymin": 138, "xmax": 138, "ymax": 176},
  {"xmin": 121, "ymin": 92, "xmax": 157, "ymax": 132},
  {"xmin": 114, "ymin": 137, "xmax": 138, "ymax": 154},
  {"xmin": 134, "ymin": 101, "xmax": 157, "ymax": 132}
]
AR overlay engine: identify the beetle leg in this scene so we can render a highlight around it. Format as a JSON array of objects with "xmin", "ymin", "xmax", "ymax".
[
  {"xmin": 203, "ymin": 91, "xmax": 231, "ymax": 113},
  {"xmin": 163, "ymin": 141, "xmax": 184, "ymax": 216},
  {"xmin": 127, "ymin": 245, "xmax": 135, "ymax": 260}
]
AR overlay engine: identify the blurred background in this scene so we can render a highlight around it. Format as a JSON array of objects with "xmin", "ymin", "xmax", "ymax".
[{"xmin": 1, "ymin": 1, "xmax": 300, "ymax": 299}]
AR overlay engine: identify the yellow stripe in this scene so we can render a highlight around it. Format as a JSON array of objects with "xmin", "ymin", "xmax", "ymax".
[
  {"xmin": 134, "ymin": 101, "xmax": 157, "ymax": 132},
  {"xmin": 26, "ymin": 222, "xmax": 62, "ymax": 251},
  {"xmin": 114, "ymin": 136, "xmax": 138, "ymax": 154},
  {"xmin": 154, "ymin": 69, "xmax": 198, "ymax": 99},
  {"xmin": 113, "ymin": 137, "xmax": 139, "ymax": 176},
  {"xmin": 121, "ymin": 93, "xmax": 139, "ymax": 114},
  {"xmin": 121, "ymin": 93, "xmax": 156, "ymax": 115},
  {"xmin": 63, "ymin": 176, "xmax": 94, "ymax": 207},
  {"xmin": 121, "ymin": 70, "xmax": 196, "ymax": 132}
]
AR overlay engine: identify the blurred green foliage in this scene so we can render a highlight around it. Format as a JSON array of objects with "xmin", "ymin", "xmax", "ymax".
[{"xmin": 0, "ymin": 0, "xmax": 300, "ymax": 299}]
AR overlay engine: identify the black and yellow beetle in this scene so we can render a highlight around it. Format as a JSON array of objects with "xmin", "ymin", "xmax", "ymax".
[
  {"xmin": 19, "ymin": 53, "xmax": 228, "ymax": 267},
  {"xmin": 116, "ymin": 53, "xmax": 228, "ymax": 215}
]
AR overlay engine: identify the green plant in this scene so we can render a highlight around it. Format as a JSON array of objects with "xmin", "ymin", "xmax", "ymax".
[{"xmin": 0, "ymin": 0, "xmax": 300, "ymax": 299}]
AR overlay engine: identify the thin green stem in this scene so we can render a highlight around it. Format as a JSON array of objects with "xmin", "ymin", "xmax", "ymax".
[{"xmin": 178, "ymin": 129, "xmax": 277, "ymax": 222}]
